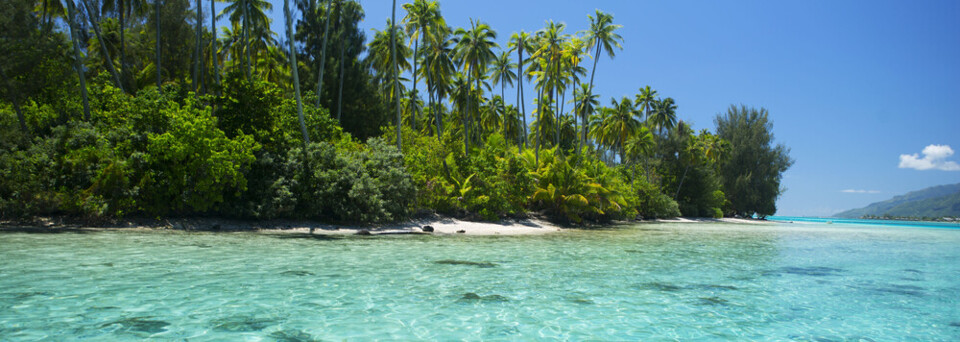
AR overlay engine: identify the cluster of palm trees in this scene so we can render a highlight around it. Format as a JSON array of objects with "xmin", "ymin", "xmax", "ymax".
[
  {"xmin": 41, "ymin": 0, "xmax": 685, "ymax": 167},
  {"xmin": 370, "ymin": 1, "xmax": 686, "ymax": 168}
]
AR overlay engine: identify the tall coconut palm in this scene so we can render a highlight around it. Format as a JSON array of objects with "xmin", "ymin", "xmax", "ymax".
[
  {"xmin": 508, "ymin": 30, "xmax": 533, "ymax": 148},
  {"xmin": 284, "ymin": 0, "xmax": 307, "ymax": 143},
  {"xmin": 315, "ymin": 0, "xmax": 332, "ymax": 108},
  {"xmin": 210, "ymin": 0, "xmax": 220, "ymax": 94},
  {"xmin": 421, "ymin": 27, "xmax": 454, "ymax": 138},
  {"xmin": 634, "ymin": 85, "xmax": 657, "ymax": 121},
  {"xmin": 402, "ymin": 0, "xmax": 440, "ymax": 132},
  {"xmin": 452, "ymin": 19, "xmax": 498, "ymax": 154},
  {"xmin": 502, "ymin": 104, "xmax": 523, "ymax": 145},
  {"xmin": 64, "ymin": 0, "xmax": 92, "ymax": 120},
  {"xmin": 573, "ymin": 82, "xmax": 598, "ymax": 151},
  {"xmin": 390, "ymin": 0, "xmax": 401, "ymax": 149},
  {"xmin": 489, "ymin": 51, "xmax": 516, "ymax": 137},
  {"xmin": 194, "ymin": 0, "xmax": 203, "ymax": 94},
  {"xmin": 36, "ymin": 0, "xmax": 65, "ymax": 33},
  {"xmin": 649, "ymin": 97, "xmax": 677, "ymax": 136},
  {"xmin": 219, "ymin": 0, "xmax": 272, "ymax": 81},
  {"xmin": 582, "ymin": 10, "xmax": 622, "ymax": 120},
  {"xmin": 532, "ymin": 21, "xmax": 568, "ymax": 148},
  {"xmin": 101, "ymin": 0, "xmax": 146, "ymax": 92},
  {"xmin": 81, "ymin": 0, "xmax": 125, "ymax": 92},
  {"xmin": 368, "ymin": 21, "xmax": 411, "ymax": 92},
  {"xmin": 450, "ymin": 71, "xmax": 472, "ymax": 152},
  {"xmin": 562, "ymin": 37, "xmax": 588, "ymax": 151},
  {"xmin": 155, "ymin": 0, "xmax": 161, "ymax": 90},
  {"xmin": 601, "ymin": 97, "xmax": 640, "ymax": 162}
]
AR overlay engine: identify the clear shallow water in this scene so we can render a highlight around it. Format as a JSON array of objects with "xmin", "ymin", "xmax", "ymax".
[
  {"xmin": 769, "ymin": 216, "xmax": 960, "ymax": 229},
  {"xmin": 1, "ymin": 223, "xmax": 959, "ymax": 341}
]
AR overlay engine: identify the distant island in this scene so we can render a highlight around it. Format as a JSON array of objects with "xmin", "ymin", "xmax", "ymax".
[{"xmin": 834, "ymin": 183, "xmax": 960, "ymax": 221}]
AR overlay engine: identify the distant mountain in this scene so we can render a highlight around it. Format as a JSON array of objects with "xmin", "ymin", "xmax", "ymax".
[{"xmin": 834, "ymin": 183, "xmax": 960, "ymax": 219}]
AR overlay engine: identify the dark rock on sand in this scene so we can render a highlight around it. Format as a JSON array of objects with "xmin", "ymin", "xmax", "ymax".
[{"xmin": 434, "ymin": 260, "xmax": 498, "ymax": 268}]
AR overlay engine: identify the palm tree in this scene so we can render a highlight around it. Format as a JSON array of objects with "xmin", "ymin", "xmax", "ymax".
[
  {"xmin": 508, "ymin": 30, "xmax": 533, "ymax": 148},
  {"xmin": 532, "ymin": 21, "xmax": 568, "ymax": 148},
  {"xmin": 582, "ymin": 10, "xmax": 623, "ymax": 121},
  {"xmin": 64, "ymin": 0, "xmax": 92, "ymax": 120},
  {"xmin": 368, "ymin": 21, "xmax": 411, "ymax": 95},
  {"xmin": 489, "ymin": 51, "xmax": 516, "ymax": 137},
  {"xmin": 101, "ymin": 0, "xmax": 146, "ymax": 92},
  {"xmin": 315, "ymin": 0, "xmax": 333, "ymax": 108},
  {"xmin": 421, "ymin": 27, "xmax": 454, "ymax": 138},
  {"xmin": 391, "ymin": 0, "xmax": 401, "ymax": 149},
  {"xmin": 601, "ymin": 97, "xmax": 640, "ymax": 162},
  {"xmin": 625, "ymin": 125, "xmax": 655, "ymax": 183},
  {"xmin": 573, "ymin": 82, "xmax": 598, "ymax": 151},
  {"xmin": 402, "ymin": 0, "xmax": 441, "ymax": 132},
  {"xmin": 194, "ymin": 0, "xmax": 203, "ymax": 94},
  {"xmin": 155, "ymin": 0, "xmax": 161, "ymax": 90},
  {"xmin": 81, "ymin": 0, "xmax": 125, "ymax": 92},
  {"xmin": 36, "ymin": 0, "xmax": 66, "ymax": 33},
  {"xmin": 649, "ymin": 97, "xmax": 677, "ymax": 136},
  {"xmin": 219, "ymin": 0, "xmax": 272, "ymax": 81},
  {"xmin": 368, "ymin": 20, "xmax": 412, "ymax": 132},
  {"xmin": 210, "ymin": 0, "xmax": 220, "ymax": 94},
  {"xmin": 450, "ymin": 71, "xmax": 471, "ymax": 153},
  {"xmin": 284, "ymin": 0, "xmax": 307, "ymax": 143},
  {"xmin": 452, "ymin": 19, "xmax": 498, "ymax": 153},
  {"xmin": 562, "ymin": 37, "xmax": 588, "ymax": 151},
  {"xmin": 502, "ymin": 104, "xmax": 523, "ymax": 145},
  {"xmin": 634, "ymin": 85, "xmax": 657, "ymax": 121}
]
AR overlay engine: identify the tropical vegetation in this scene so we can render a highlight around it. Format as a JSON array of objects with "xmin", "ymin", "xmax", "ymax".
[{"xmin": 0, "ymin": 0, "xmax": 791, "ymax": 224}]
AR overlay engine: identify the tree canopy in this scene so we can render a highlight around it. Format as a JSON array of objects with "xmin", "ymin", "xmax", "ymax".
[{"xmin": 715, "ymin": 105, "xmax": 793, "ymax": 218}]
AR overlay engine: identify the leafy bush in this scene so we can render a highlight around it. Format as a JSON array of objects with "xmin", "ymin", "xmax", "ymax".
[
  {"xmin": 284, "ymin": 138, "xmax": 414, "ymax": 223},
  {"xmin": 138, "ymin": 97, "xmax": 259, "ymax": 213}
]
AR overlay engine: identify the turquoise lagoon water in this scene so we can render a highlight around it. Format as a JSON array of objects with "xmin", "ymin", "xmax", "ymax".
[{"xmin": 1, "ymin": 222, "xmax": 959, "ymax": 341}]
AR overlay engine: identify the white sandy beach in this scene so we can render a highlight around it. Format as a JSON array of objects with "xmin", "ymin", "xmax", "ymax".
[{"xmin": 3, "ymin": 216, "xmax": 771, "ymax": 236}]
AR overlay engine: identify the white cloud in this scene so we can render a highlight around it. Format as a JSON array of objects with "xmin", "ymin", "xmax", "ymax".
[
  {"xmin": 841, "ymin": 189, "xmax": 881, "ymax": 194},
  {"xmin": 898, "ymin": 144, "xmax": 960, "ymax": 171}
]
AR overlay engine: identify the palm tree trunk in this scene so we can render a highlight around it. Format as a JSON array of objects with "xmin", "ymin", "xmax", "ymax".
[
  {"xmin": 0, "ymin": 69, "xmax": 27, "ymax": 133},
  {"xmin": 119, "ymin": 0, "xmax": 129, "ymax": 92},
  {"xmin": 429, "ymin": 76, "xmax": 441, "ymax": 140},
  {"xmin": 156, "ymin": 0, "xmax": 162, "ymax": 92},
  {"xmin": 211, "ymin": 0, "xmax": 220, "ymax": 95},
  {"xmin": 316, "ymin": 0, "xmax": 333, "ymax": 108},
  {"xmin": 194, "ymin": 0, "xmax": 202, "ymax": 95},
  {"xmin": 475, "ymin": 77, "xmax": 484, "ymax": 147},
  {"xmin": 675, "ymin": 163, "xmax": 690, "ymax": 199},
  {"xmin": 391, "ymin": 0, "xmax": 401, "ymax": 150},
  {"xmin": 500, "ymin": 76, "xmax": 506, "ymax": 137},
  {"xmin": 81, "ymin": 0, "xmax": 125, "ymax": 93},
  {"xmin": 463, "ymin": 95, "xmax": 470, "ymax": 154},
  {"xmin": 336, "ymin": 10, "xmax": 345, "ymax": 122},
  {"xmin": 535, "ymin": 83, "xmax": 542, "ymax": 165},
  {"xmin": 391, "ymin": 7, "xmax": 405, "ymax": 149},
  {"xmin": 243, "ymin": 3, "xmax": 251, "ymax": 81},
  {"xmin": 517, "ymin": 49, "xmax": 526, "ymax": 148},
  {"xmin": 411, "ymin": 37, "xmax": 418, "ymax": 132},
  {"xmin": 66, "ymin": 0, "xmax": 92, "ymax": 121},
  {"xmin": 285, "ymin": 0, "xmax": 308, "ymax": 144}
]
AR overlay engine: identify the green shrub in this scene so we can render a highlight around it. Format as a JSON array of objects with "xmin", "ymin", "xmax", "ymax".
[
  {"xmin": 137, "ymin": 97, "xmax": 259, "ymax": 214},
  {"xmin": 285, "ymin": 138, "xmax": 414, "ymax": 223}
]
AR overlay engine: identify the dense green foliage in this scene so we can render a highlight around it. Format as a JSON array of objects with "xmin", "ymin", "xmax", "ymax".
[
  {"xmin": 835, "ymin": 183, "xmax": 960, "ymax": 219},
  {"xmin": 715, "ymin": 105, "xmax": 794, "ymax": 218},
  {"xmin": 1, "ymin": 0, "xmax": 791, "ymax": 224}
]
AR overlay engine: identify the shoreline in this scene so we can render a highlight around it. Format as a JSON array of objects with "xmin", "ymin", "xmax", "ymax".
[{"xmin": 0, "ymin": 216, "xmax": 772, "ymax": 236}]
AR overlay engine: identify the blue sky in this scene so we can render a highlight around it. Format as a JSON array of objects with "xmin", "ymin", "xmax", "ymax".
[{"xmin": 263, "ymin": 0, "xmax": 960, "ymax": 216}]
